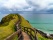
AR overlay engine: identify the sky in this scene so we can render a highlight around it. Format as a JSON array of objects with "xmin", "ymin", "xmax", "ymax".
[
  {"xmin": 0, "ymin": 0, "xmax": 53, "ymax": 14},
  {"xmin": 0, "ymin": 0, "xmax": 53, "ymax": 33}
]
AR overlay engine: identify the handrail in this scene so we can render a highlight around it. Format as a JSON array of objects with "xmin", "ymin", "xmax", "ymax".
[
  {"xmin": 4, "ymin": 14, "xmax": 22, "ymax": 40},
  {"xmin": 4, "ymin": 14, "xmax": 37, "ymax": 40},
  {"xmin": 21, "ymin": 26, "xmax": 37, "ymax": 40},
  {"xmin": 4, "ymin": 29, "xmax": 22, "ymax": 40},
  {"xmin": 35, "ymin": 29, "xmax": 53, "ymax": 39}
]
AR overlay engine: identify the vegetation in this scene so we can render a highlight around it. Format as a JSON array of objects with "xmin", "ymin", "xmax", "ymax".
[
  {"xmin": 0, "ymin": 14, "xmax": 32, "ymax": 40},
  {"xmin": 0, "ymin": 14, "xmax": 19, "ymax": 40},
  {"xmin": 0, "ymin": 13, "xmax": 52, "ymax": 40}
]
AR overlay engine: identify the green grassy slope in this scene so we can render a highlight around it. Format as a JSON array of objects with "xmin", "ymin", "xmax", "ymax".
[
  {"xmin": 0, "ymin": 14, "xmax": 19, "ymax": 40},
  {"xmin": 0, "ymin": 14, "xmax": 52, "ymax": 40},
  {"xmin": 0, "ymin": 14, "xmax": 32, "ymax": 40},
  {"xmin": 20, "ymin": 14, "xmax": 52, "ymax": 40}
]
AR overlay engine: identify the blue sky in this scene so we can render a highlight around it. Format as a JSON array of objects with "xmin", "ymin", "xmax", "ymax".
[{"xmin": 0, "ymin": 0, "xmax": 53, "ymax": 14}]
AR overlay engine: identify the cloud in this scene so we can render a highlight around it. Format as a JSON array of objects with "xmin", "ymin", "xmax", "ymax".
[
  {"xmin": 26, "ymin": 0, "xmax": 53, "ymax": 11},
  {"xmin": 3, "ymin": 0, "xmax": 28, "ymax": 8},
  {"xmin": 0, "ymin": 0, "xmax": 53, "ymax": 12},
  {"xmin": 0, "ymin": 0, "xmax": 31, "ymax": 11}
]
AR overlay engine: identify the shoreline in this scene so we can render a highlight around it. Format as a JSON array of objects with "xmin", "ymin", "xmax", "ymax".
[{"xmin": 34, "ymin": 28, "xmax": 53, "ymax": 39}]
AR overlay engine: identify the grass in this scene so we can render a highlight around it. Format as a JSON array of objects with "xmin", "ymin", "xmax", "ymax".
[
  {"xmin": 0, "ymin": 14, "xmax": 33, "ymax": 40},
  {"xmin": 0, "ymin": 14, "xmax": 19, "ymax": 40},
  {"xmin": 20, "ymin": 16, "xmax": 53, "ymax": 40},
  {"xmin": 20, "ymin": 16, "xmax": 32, "ymax": 28},
  {"xmin": 0, "ymin": 14, "xmax": 52, "ymax": 40},
  {"xmin": 36, "ymin": 32, "xmax": 53, "ymax": 40}
]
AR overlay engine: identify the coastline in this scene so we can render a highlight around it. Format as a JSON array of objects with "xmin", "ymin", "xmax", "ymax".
[{"xmin": 34, "ymin": 28, "xmax": 53, "ymax": 39}]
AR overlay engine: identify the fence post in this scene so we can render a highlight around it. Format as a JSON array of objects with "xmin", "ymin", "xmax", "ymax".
[
  {"xmin": 26, "ymin": 27, "xmax": 28, "ymax": 33},
  {"xmin": 29, "ymin": 28, "xmax": 33, "ymax": 40},
  {"xmin": 34, "ymin": 29, "xmax": 37, "ymax": 40},
  {"xmin": 24, "ymin": 27, "xmax": 25, "ymax": 32}
]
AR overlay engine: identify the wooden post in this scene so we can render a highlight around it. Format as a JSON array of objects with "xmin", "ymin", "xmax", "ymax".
[
  {"xmin": 34, "ymin": 30, "xmax": 37, "ymax": 40},
  {"xmin": 26, "ymin": 28, "xmax": 28, "ymax": 33},
  {"xmin": 24, "ymin": 27, "xmax": 25, "ymax": 32},
  {"xmin": 29, "ymin": 28, "xmax": 32, "ymax": 40}
]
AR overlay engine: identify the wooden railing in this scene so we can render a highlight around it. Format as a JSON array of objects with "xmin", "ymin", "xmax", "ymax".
[
  {"xmin": 5, "ymin": 26, "xmax": 37, "ymax": 40},
  {"xmin": 4, "ymin": 29, "xmax": 23, "ymax": 40},
  {"xmin": 21, "ymin": 26, "xmax": 37, "ymax": 40},
  {"xmin": 4, "ymin": 14, "xmax": 53, "ymax": 40},
  {"xmin": 4, "ymin": 14, "xmax": 38, "ymax": 40},
  {"xmin": 4, "ymin": 15, "xmax": 23, "ymax": 40}
]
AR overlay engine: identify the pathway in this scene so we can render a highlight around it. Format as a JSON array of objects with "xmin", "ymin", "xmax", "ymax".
[{"xmin": 22, "ymin": 32, "xmax": 30, "ymax": 40}]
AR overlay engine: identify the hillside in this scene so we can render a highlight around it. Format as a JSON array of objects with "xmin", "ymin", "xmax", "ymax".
[
  {"xmin": 0, "ymin": 14, "xmax": 32, "ymax": 40},
  {"xmin": 0, "ymin": 14, "xmax": 53, "ymax": 40}
]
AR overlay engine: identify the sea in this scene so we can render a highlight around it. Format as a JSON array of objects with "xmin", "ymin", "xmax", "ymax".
[{"xmin": 0, "ymin": 13, "xmax": 53, "ymax": 34}]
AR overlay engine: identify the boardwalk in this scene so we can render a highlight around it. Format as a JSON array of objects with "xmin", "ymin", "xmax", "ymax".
[{"xmin": 22, "ymin": 32, "xmax": 30, "ymax": 40}]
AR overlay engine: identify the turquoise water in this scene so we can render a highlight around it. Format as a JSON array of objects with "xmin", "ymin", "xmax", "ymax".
[
  {"xmin": 20, "ymin": 13, "xmax": 53, "ymax": 34},
  {"xmin": 0, "ymin": 13, "xmax": 53, "ymax": 34}
]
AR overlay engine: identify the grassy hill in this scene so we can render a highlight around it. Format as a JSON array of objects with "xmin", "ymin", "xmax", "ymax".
[
  {"xmin": 0, "ymin": 14, "xmax": 52, "ymax": 40},
  {"xmin": 0, "ymin": 14, "xmax": 32, "ymax": 40}
]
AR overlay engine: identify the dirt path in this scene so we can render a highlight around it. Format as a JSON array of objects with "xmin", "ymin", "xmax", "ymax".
[{"xmin": 22, "ymin": 32, "xmax": 30, "ymax": 40}]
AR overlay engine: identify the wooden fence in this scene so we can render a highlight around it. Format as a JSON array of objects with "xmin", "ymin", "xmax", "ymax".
[
  {"xmin": 21, "ymin": 26, "xmax": 37, "ymax": 40},
  {"xmin": 4, "ymin": 29, "xmax": 22, "ymax": 40}
]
